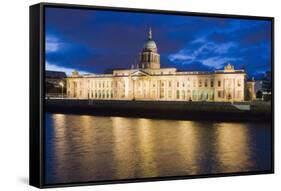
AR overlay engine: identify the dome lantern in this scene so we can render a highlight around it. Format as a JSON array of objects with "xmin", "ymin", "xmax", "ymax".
[
  {"xmin": 139, "ymin": 27, "xmax": 160, "ymax": 69},
  {"xmin": 148, "ymin": 27, "xmax": 152, "ymax": 40},
  {"xmin": 143, "ymin": 27, "xmax": 157, "ymax": 52}
]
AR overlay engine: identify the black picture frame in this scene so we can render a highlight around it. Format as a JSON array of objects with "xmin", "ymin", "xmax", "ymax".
[{"xmin": 30, "ymin": 2, "xmax": 274, "ymax": 188}]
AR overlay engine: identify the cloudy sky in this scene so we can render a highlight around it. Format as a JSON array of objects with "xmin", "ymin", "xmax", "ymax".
[{"xmin": 45, "ymin": 7, "xmax": 272, "ymax": 78}]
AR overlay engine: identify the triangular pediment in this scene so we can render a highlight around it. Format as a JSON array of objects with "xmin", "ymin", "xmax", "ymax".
[{"xmin": 130, "ymin": 70, "xmax": 150, "ymax": 77}]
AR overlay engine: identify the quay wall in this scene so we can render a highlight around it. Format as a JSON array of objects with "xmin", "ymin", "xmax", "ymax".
[{"xmin": 45, "ymin": 99, "xmax": 271, "ymax": 122}]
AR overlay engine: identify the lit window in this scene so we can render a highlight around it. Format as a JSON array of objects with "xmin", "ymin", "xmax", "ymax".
[
  {"xmin": 176, "ymin": 90, "xmax": 180, "ymax": 99},
  {"xmin": 168, "ymin": 90, "xmax": 172, "ymax": 98},
  {"xmin": 218, "ymin": 91, "xmax": 221, "ymax": 98}
]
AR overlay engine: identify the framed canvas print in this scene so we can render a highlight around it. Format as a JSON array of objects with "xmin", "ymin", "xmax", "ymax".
[{"xmin": 30, "ymin": 3, "xmax": 274, "ymax": 188}]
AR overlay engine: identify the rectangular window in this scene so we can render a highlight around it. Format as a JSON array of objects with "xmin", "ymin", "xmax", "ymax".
[
  {"xmin": 160, "ymin": 89, "xmax": 164, "ymax": 98},
  {"xmin": 218, "ymin": 91, "xmax": 221, "ymax": 98},
  {"xmin": 204, "ymin": 79, "xmax": 208, "ymax": 87},
  {"xmin": 211, "ymin": 80, "xmax": 214, "ymax": 87},
  {"xmin": 199, "ymin": 80, "xmax": 202, "ymax": 87},
  {"xmin": 218, "ymin": 80, "xmax": 221, "ymax": 87}
]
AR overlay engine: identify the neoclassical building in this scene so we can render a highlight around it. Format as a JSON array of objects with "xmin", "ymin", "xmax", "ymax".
[{"xmin": 66, "ymin": 28, "xmax": 247, "ymax": 102}]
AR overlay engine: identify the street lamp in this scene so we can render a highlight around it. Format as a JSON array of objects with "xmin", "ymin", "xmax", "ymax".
[{"xmin": 59, "ymin": 81, "xmax": 64, "ymax": 98}]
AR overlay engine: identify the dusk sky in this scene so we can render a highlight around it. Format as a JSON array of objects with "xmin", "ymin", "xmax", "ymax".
[{"xmin": 45, "ymin": 7, "xmax": 272, "ymax": 78}]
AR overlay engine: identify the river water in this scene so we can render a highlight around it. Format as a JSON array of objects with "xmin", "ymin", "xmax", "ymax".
[{"xmin": 44, "ymin": 112, "xmax": 272, "ymax": 184}]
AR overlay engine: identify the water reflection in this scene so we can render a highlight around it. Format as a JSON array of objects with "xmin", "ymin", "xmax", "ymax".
[
  {"xmin": 45, "ymin": 113, "xmax": 271, "ymax": 184},
  {"xmin": 215, "ymin": 123, "xmax": 253, "ymax": 172}
]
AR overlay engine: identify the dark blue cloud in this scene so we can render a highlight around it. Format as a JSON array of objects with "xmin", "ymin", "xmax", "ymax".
[{"xmin": 45, "ymin": 7, "xmax": 272, "ymax": 78}]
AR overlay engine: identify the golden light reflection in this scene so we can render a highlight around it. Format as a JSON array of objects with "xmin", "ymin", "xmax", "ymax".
[
  {"xmin": 176, "ymin": 120, "xmax": 200, "ymax": 174},
  {"xmin": 47, "ymin": 113, "xmax": 268, "ymax": 184},
  {"xmin": 112, "ymin": 117, "xmax": 135, "ymax": 179},
  {"xmin": 137, "ymin": 118, "xmax": 158, "ymax": 177},
  {"xmin": 53, "ymin": 113, "xmax": 66, "ymax": 154},
  {"xmin": 52, "ymin": 113, "xmax": 67, "ymax": 179},
  {"xmin": 215, "ymin": 122, "xmax": 252, "ymax": 172},
  {"xmin": 80, "ymin": 115, "xmax": 93, "ymax": 144}
]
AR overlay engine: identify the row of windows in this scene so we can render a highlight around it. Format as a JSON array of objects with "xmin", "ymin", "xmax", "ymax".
[
  {"xmin": 153, "ymin": 90, "xmax": 243, "ymax": 100},
  {"xmin": 68, "ymin": 90, "xmax": 115, "ymax": 99},
  {"xmin": 217, "ymin": 79, "xmax": 242, "ymax": 87},
  {"xmin": 217, "ymin": 90, "xmax": 242, "ymax": 99},
  {"xmin": 140, "ymin": 53, "xmax": 158, "ymax": 62},
  {"xmin": 69, "ymin": 78, "xmax": 243, "ymax": 90},
  {"xmin": 69, "ymin": 89, "xmax": 243, "ymax": 100},
  {"xmin": 70, "ymin": 81, "xmax": 126, "ymax": 89}
]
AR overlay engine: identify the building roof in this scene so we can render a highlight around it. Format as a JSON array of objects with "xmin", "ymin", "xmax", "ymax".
[{"xmin": 45, "ymin": 70, "xmax": 67, "ymax": 79}]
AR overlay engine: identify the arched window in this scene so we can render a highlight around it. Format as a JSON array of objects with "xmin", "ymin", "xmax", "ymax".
[
  {"xmin": 176, "ymin": 90, "xmax": 180, "ymax": 99},
  {"xmin": 182, "ymin": 90, "xmax": 185, "ymax": 99},
  {"xmin": 192, "ymin": 90, "xmax": 197, "ymax": 100}
]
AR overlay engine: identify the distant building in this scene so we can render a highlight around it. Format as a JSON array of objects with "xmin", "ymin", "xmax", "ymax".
[
  {"xmin": 45, "ymin": 70, "xmax": 67, "ymax": 97},
  {"xmin": 246, "ymin": 78, "xmax": 256, "ymax": 101},
  {"xmin": 254, "ymin": 71, "xmax": 272, "ymax": 101},
  {"xmin": 66, "ymin": 28, "xmax": 248, "ymax": 102}
]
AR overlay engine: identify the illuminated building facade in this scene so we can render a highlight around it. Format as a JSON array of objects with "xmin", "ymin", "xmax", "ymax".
[{"xmin": 66, "ymin": 28, "xmax": 247, "ymax": 102}]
